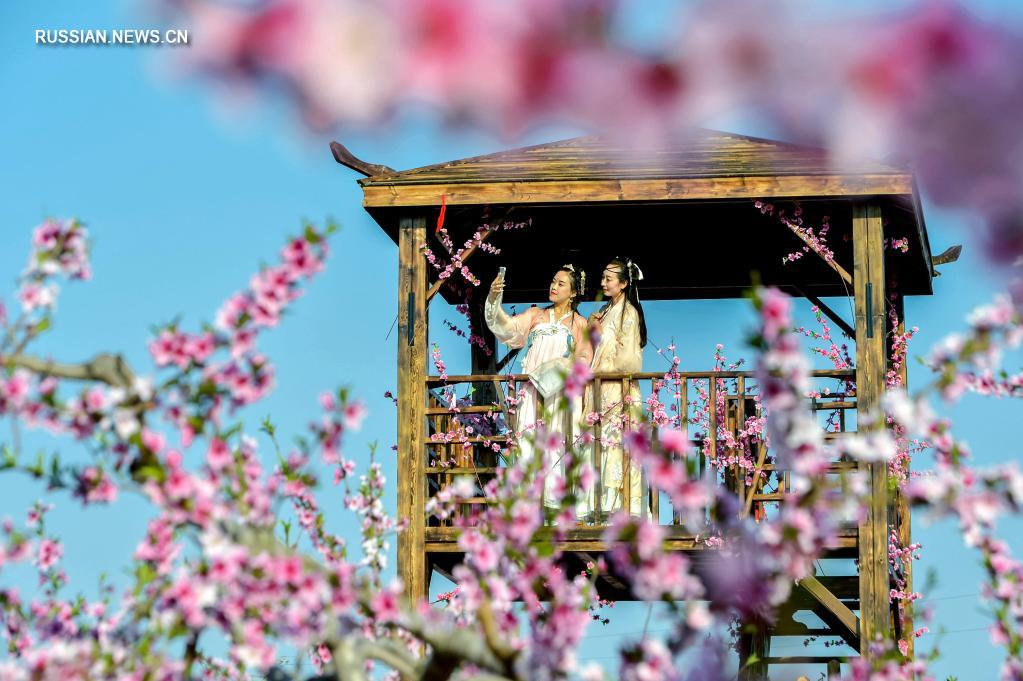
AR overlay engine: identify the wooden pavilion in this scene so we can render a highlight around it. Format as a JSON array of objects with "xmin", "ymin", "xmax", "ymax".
[{"xmin": 338, "ymin": 130, "xmax": 934, "ymax": 678}]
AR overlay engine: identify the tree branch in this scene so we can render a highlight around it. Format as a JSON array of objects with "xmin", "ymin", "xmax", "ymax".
[
  {"xmin": 387, "ymin": 604, "xmax": 513, "ymax": 678},
  {"xmin": 5, "ymin": 352, "xmax": 137, "ymax": 389},
  {"xmin": 224, "ymin": 524, "xmax": 519, "ymax": 680},
  {"xmin": 332, "ymin": 638, "xmax": 369, "ymax": 681},
  {"xmin": 477, "ymin": 599, "xmax": 517, "ymax": 663},
  {"xmin": 354, "ymin": 639, "xmax": 419, "ymax": 678}
]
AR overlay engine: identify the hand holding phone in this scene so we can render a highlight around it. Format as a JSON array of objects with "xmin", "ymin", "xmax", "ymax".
[{"xmin": 490, "ymin": 268, "xmax": 506, "ymax": 299}]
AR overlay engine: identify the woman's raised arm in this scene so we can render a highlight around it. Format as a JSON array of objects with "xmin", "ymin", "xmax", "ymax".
[{"xmin": 484, "ymin": 275, "xmax": 536, "ymax": 349}]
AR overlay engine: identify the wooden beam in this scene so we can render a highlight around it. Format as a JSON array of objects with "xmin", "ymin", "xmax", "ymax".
[
  {"xmin": 853, "ymin": 203, "xmax": 890, "ymax": 655},
  {"xmin": 799, "ymin": 575, "xmax": 860, "ymax": 650},
  {"xmin": 397, "ymin": 215, "xmax": 429, "ymax": 602},
  {"xmin": 780, "ymin": 224, "xmax": 853, "ymax": 286},
  {"xmin": 362, "ymin": 174, "xmax": 915, "ymax": 208},
  {"xmin": 742, "ymin": 442, "xmax": 769, "ymax": 519},
  {"xmin": 765, "ymin": 656, "xmax": 849, "ymax": 665},
  {"xmin": 425, "ymin": 229, "xmax": 493, "ymax": 303},
  {"xmin": 909, "ymin": 178, "xmax": 935, "ymax": 288},
  {"xmin": 799, "ymin": 290, "xmax": 856, "ymax": 340}
]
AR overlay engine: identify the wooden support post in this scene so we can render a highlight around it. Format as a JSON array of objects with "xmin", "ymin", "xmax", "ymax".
[
  {"xmin": 779, "ymin": 220, "xmax": 853, "ymax": 286},
  {"xmin": 397, "ymin": 215, "xmax": 428, "ymax": 602},
  {"xmin": 800, "ymin": 575, "xmax": 861, "ymax": 650},
  {"xmin": 425, "ymin": 228, "xmax": 493, "ymax": 303},
  {"xmin": 803, "ymin": 291, "xmax": 856, "ymax": 340},
  {"xmin": 853, "ymin": 204, "xmax": 890, "ymax": 654},
  {"xmin": 737, "ymin": 616, "xmax": 770, "ymax": 681}
]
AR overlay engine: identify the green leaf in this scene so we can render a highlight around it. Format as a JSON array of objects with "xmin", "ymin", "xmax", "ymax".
[
  {"xmin": 260, "ymin": 416, "xmax": 276, "ymax": 438},
  {"xmin": 135, "ymin": 563, "xmax": 157, "ymax": 590},
  {"xmin": 28, "ymin": 452, "xmax": 45, "ymax": 477},
  {"xmin": 135, "ymin": 465, "xmax": 166, "ymax": 484},
  {"xmin": 222, "ymin": 421, "xmax": 244, "ymax": 440}
]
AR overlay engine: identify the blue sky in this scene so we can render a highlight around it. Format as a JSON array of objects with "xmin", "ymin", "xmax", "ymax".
[{"xmin": 2, "ymin": 1, "xmax": 1021, "ymax": 679}]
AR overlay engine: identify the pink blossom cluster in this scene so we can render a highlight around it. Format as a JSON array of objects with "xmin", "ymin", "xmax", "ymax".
[
  {"xmin": 928, "ymin": 291, "xmax": 1023, "ymax": 400},
  {"xmin": 430, "ymin": 342, "xmax": 448, "ymax": 381},
  {"xmin": 797, "ymin": 305, "xmax": 854, "ymax": 372},
  {"xmin": 563, "ymin": 359, "xmax": 592, "ymax": 400},
  {"xmin": 756, "ymin": 288, "xmax": 830, "ymax": 484},
  {"xmin": 884, "ymin": 381, "xmax": 1023, "ymax": 675},
  {"xmin": 425, "ymin": 432, "xmax": 601, "ymax": 677},
  {"xmin": 885, "ymin": 305, "xmax": 920, "ymax": 484},
  {"xmin": 423, "ymin": 217, "xmax": 529, "ymax": 353},
  {"xmin": 888, "ymin": 528, "xmax": 922, "ymax": 646},
  {"xmin": 423, "ymin": 227, "xmax": 494, "ymax": 286},
  {"xmin": 148, "ymin": 330, "xmax": 216, "ymax": 369},
  {"xmin": 16, "ymin": 218, "xmax": 90, "ymax": 315},
  {"xmin": 886, "ymin": 237, "xmax": 911, "ymax": 253},
  {"xmin": 147, "ymin": 225, "xmax": 332, "ymax": 441},
  {"xmin": 755, "ymin": 201, "xmax": 835, "ymax": 266},
  {"xmin": 603, "ymin": 516, "xmax": 703, "ymax": 601}
]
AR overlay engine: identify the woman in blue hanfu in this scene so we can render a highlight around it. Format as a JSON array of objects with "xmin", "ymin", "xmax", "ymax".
[{"xmin": 485, "ymin": 264, "xmax": 592, "ymax": 511}]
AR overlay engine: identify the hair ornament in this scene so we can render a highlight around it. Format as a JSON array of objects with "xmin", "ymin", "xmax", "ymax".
[
  {"xmin": 562, "ymin": 263, "xmax": 584, "ymax": 296},
  {"xmin": 622, "ymin": 258, "xmax": 645, "ymax": 282}
]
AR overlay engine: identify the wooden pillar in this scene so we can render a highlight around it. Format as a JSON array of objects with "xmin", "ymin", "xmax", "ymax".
[
  {"xmin": 397, "ymin": 215, "xmax": 428, "ymax": 602},
  {"xmin": 853, "ymin": 204, "xmax": 890, "ymax": 653},
  {"xmin": 737, "ymin": 616, "xmax": 770, "ymax": 680}
]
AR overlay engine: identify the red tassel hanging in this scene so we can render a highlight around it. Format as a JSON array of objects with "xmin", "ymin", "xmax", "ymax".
[{"xmin": 436, "ymin": 193, "xmax": 447, "ymax": 233}]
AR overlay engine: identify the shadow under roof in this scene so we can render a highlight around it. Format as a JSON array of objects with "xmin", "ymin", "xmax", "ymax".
[{"xmin": 350, "ymin": 129, "xmax": 932, "ymax": 300}]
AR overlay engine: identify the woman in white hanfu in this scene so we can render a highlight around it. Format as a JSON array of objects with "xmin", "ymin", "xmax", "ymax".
[
  {"xmin": 585, "ymin": 257, "xmax": 648, "ymax": 518},
  {"xmin": 484, "ymin": 265, "xmax": 592, "ymax": 510}
]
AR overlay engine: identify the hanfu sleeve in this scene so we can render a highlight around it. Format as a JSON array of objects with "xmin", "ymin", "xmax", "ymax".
[
  {"xmin": 572, "ymin": 314, "xmax": 594, "ymax": 366},
  {"xmin": 611, "ymin": 304, "xmax": 643, "ymax": 373},
  {"xmin": 484, "ymin": 292, "xmax": 535, "ymax": 349}
]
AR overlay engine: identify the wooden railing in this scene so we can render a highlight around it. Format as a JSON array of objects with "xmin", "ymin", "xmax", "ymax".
[{"xmin": 423, "ymin": 369, "xmax": 856, "ymax": 530}]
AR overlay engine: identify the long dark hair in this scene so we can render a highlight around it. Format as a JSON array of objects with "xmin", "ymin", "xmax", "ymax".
[
  {"xmin": 605, "ymin": 257, "xmax": 647, "ymax": 348},
  {"xmin": 497, "ymin": 265, "xmax": 586, "ymax": 371},
  {"xmin": 556, "ymin": 263, "xmax": 586, "ymax": 314}
]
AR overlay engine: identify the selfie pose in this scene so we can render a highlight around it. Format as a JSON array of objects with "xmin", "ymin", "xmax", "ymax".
[{"xmin": 484, "ymin": 265, "xmax": 592, "ymax": 510}]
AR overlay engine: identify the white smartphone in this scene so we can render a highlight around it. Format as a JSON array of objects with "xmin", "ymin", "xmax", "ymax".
[{"xmin": 497, "ymin": 266, "xmax": 506, "ymax": 279}]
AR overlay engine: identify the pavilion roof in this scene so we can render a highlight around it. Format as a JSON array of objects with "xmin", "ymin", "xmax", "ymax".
[
  {"xmin": 351, "ymin": 129, "xmax": 933, "ymax": 300},
  {"xmin": 358, "ymin": 130, "xmax": 914, "ymax": 208}
]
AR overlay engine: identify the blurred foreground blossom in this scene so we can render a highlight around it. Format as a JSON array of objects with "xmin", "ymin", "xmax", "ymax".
[{"xmin": 164, "ymin": 0, "xmax": 1023, "ymax": 259}]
